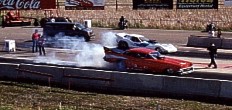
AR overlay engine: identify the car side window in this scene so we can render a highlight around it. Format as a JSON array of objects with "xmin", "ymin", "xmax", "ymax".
[
  {"xmin": 131, "ymin": 37, "xmax": 140, "ymax": 42},
  {"xmin": 139, "ymin": 53, "xmax": 151, "ymax": 59},
  {"xmin": 125, "ymin": 52, "xmax": 137, "ymax": 58},
  {"xmin": 150, "ymin": 52, "xmax": 162, "ymax": 59},
  {"xmin": 75, "ymin": 23, "xmax": 86, "ymax": 30},
  {"xmin": 53, "ymin": 25, "xmax": 64, "ymax": 30},
  {"xmin": 50, "ymin": 24, "xmax": 70, "ymax": 30},
  {"xmin": 126, "ymin": 52, "xmax": 149, "ymax": 59}
]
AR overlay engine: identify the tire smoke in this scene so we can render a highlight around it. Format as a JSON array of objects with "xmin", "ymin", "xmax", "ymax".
[
  {"xmin": 100, "ymin": 32, "xmax": 117, "ymax": 47},
  {"xmin": 34, "ymin": 32, "xmax": 118, "ymax": 68}
]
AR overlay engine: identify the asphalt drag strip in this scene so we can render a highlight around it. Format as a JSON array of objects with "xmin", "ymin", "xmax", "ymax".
[{"xmin": 0, "ymin": 46, "xmax": 232, "ymax": 81}]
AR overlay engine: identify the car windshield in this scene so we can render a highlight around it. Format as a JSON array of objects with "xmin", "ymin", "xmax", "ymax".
[
  {"xmin": 149, "ymin": 51, "xmax": 164, "ymax": 59},
  {"xmin": 139, "ymin": 37, "xmax": 150, "ymax": 42},
  {"xmin": 75, "ymin": 23, "xmax": 86, "ymax": 30}
]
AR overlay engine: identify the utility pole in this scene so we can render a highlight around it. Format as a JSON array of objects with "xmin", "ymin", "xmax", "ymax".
[{"xmin": 116, "ymin": 0, "xmax": 118, "ymax": 10}]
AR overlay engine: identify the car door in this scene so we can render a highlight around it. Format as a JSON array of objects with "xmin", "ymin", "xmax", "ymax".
[
  {"xmin": 44, "ymin": 24, "xmax": 55, "ymax": 36},
  {"xmin": 53, "ymin": 24, "xmax": 66, "ymax": 36},
  {"xmin": 64, "ymin": 24, "xmax": 76, "ymax": 36},
  {"xmin": 125, "ymin": 52, "xmax": 162, "ymax": 73},
  {"xmin": 144, "ymin": 58, "xmax": 163, "ymax": 73},
  {"xmin": 133, "ymin": 53, "xmax": 160, "ymax": 72},
  {"xmin": 125, "ymin": 52, "xmax": 150, "ymax": 71},
  {"xmin": 146, "ymin": 52, "xmax": 167, "ymax": 73}
]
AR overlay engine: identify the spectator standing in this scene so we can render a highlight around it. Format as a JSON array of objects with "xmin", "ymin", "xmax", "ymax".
[
  {"xmin": 119, "ymin": 16, "xmax": 125, "ymax": 23},
  {"xmin": 50, "ymin": 13, "xmax": 55, "ymax": 22},
  {"xmin": 207, "ymin": 43, "xmax": 217, "ymax": 68},
  {"xmin": 208, "ymin": 22, "xmax": 216, "ymax": 37},
  {"xmin": 124, "ymin": 20, "xmax": 128, "ymax": 29},
  {"xmin": 65, "ymin": 17, "xmax": 72, "ymax": 22},
  {"xmin": 32, "ymin": 29, "xmax": 39, "ymax": 53},
  {"xmin": 217, "ymin": 28, "xmax": 222, "ymax": 38},
  {"xmin": 119, "ymin": 16, "xmax": 125, "ymax": 29},
  {"xmin": 38, "ymin": 35, "xmax": 46, "ymax": 56},
  {"xmin": 212, "ymin": 23, "xmax": 216, "ymax": 37}
]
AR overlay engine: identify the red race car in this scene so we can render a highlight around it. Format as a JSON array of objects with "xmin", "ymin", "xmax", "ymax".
[{"xmin": 103, "ymin": 47, "xmax": 194, "ymax": 75}]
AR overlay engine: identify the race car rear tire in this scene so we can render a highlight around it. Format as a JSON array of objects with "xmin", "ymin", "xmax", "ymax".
[
  {"xmin": 118, "ymin": 41, "xmax": 129, "ymax": 50},
  {"xmin": 117, "ymin": 60, "xmax": 126, "ymax": 71}
]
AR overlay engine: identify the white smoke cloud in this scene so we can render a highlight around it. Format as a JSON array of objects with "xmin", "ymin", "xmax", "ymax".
[
  {"xmin": 34, "ymin": 32, "xmax": 117, "ymax": 68},
  {"xmin": 34, "ymin": 52, "xmax": 70, "ymax": 65},
  {"xmin": 73, "ymin": 43, "xmax": 106, "ymax": 67},
  {"xmin": 45, "ymin": 33, "xmax": 85, "ymax": 49},
  {"xmin": 100, "ymin": 32, "xmax": 117, "ymax": 47}
]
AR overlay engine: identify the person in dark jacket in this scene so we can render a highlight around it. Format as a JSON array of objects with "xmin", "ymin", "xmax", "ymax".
[
  {"xmin": 217, "ymin": 28, "xmax": 222, "ymax": 38},
  {"xmin": 119, "ymin": 16, "xmax": 125, "ymax": 23},
  {"xmin": 207, "ymin": 43, "xmax": 217, "ymax": 68},
  {"xmin": 119, "ymin": 16, "xmax": 125, "ymax": 29}
]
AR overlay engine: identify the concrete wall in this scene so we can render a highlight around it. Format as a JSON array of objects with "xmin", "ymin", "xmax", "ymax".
[
  {"xmin": 187, "ymin": 35, "xmax": 232, "ymax": 49},
  {"xmin": 110, "ymin": 72, "xmax": 164, "ymax": 93},
  {"xmin": 221, "ymin": 38, "xmax": 232, "ymax": 49},
  {"xmin": 220, "ymin": 81, "xmax": 232, "ymax": 99},
  {"xmin": 18, "ymin": 64, "xmax": 64, "ymax": 83},
  {"xmin": 162, "ymin": 77, "xmax": 221, "ymax": 97},
  {"xmin": 0, "ymin": 63, "xmax": 19, "ymax": 79},
  {"xmin": 0, "ymin": 63, "xmax": 232, "ymax": 100},
  {"xmin": 63, "ymin": 67, "xmax": 113, "ymax": 90}
]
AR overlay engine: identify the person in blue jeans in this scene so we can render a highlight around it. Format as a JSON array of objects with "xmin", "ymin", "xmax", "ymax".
[
  {"xmin": 38, "ymin": 35, "xmax": 46, "ymax": 56},
  {"xmin": 32, "ymin": 29, "xmax": 39, "ymax": 53}
]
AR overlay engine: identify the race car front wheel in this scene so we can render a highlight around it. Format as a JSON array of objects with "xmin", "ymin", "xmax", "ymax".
[{"xmin": 165, "ymin": 68, "xmax": 174, "ymax": 74}]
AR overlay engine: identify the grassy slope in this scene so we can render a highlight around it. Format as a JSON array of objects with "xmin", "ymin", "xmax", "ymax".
[{"xmin": 0, "ymin": 81, "xmax": 231, "ymax": 110}]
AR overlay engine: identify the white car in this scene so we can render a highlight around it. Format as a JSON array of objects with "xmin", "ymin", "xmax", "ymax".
[{"xmin": 115, "ymin": 33, "xmax": 177, "ymax": 54}]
